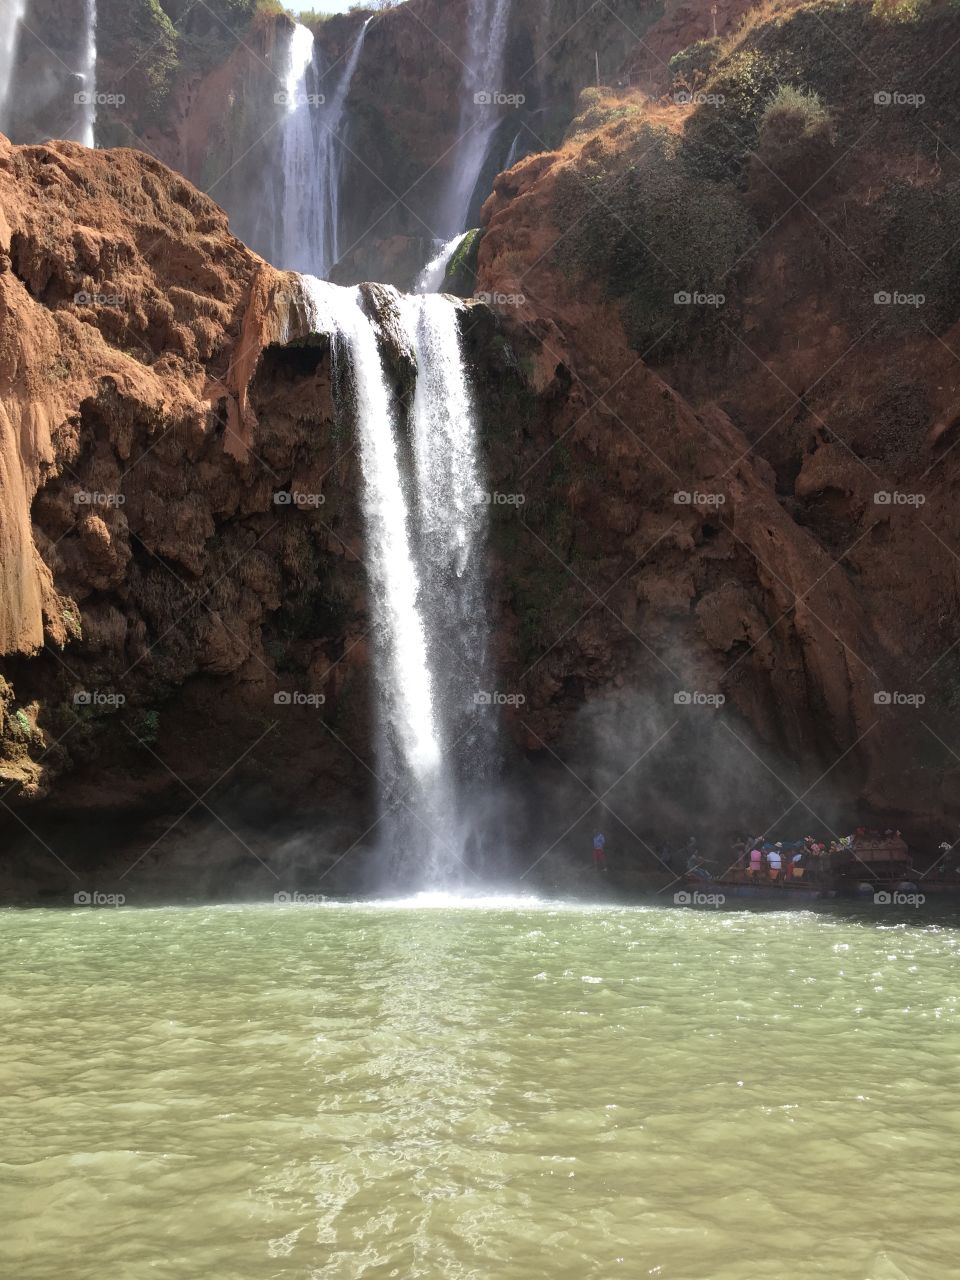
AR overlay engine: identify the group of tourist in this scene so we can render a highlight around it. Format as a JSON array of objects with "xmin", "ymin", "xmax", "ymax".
[
  {"xmin": 662, "ymin": 834, "xmax": 846, "ymax": 882},
  {"xmin": 727, "ymin": 835, "xmax": 852, "ymax": 881}
]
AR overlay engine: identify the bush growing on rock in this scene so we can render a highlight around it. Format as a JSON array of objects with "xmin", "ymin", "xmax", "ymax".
[
  {"xmin": 551, "ymin": 123, "xmax": 756, "ymax": 355},
  {"xmin": 748, "ymin": 86, "xmax": 836, "ymax": 217},
  {"xmin": 668, "ymin": 38, "xmax": 722, "ymax": 94}
]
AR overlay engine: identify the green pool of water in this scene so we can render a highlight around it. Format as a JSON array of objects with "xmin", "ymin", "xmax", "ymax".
[{"xmin": 2, "ymin": 896, "xmax": 959, "ymax": 1278}]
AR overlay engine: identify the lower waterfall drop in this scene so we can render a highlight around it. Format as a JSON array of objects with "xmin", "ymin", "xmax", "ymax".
[{"xmin": 299, "ymin": 277, "xmax": 491, "ymax": 885}]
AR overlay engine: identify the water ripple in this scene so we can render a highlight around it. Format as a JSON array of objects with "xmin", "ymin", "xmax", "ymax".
[{"xmin": 1, "ymin": 902, "xmax": 959, "ymax": 1278}]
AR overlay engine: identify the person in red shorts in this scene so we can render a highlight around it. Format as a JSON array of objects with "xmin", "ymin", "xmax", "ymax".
[{"xmin": 592, "ymin": 831, "xmax": 607, "ymax": 871}]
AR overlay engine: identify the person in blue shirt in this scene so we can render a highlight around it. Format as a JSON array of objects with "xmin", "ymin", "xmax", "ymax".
[{"xmin": 592, "ymin": 831, "xmax": 607, "ymax": 871}]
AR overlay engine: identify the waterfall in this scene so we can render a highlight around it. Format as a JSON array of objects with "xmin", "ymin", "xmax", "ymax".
[
  {"xmin": 277, "ymin": 24, "xmax": 320, "ymax": 272},
  {"xmin": 435, "ymin": 0, "xmax": 514, "ymax": 240},
  {"xmin": 276, "ymin": 19, "xmax": 369, "ymax": 277},
  {"xmin": 416, "ymin": 231, "xmax": 469, "ymax": 295},
  {"xmin": 315, "ymin": 16, "xmax": 370, "ymax": 276},
  {"xmin": 299, "ymin": 277, "xmax": 491, "ymax": 883},
  {"xmin": 78, "ymin": 0, "xmax": 97, "ymax": 146},
  {"xmin": 503, "ymin": 127, "xmax": 524, "ymax": 171},
  {"xmin": 0, "ymin": 0, "xmax": 26, "ymax": 135},
  {"xmin": 399, "ymin": 292, "xmax": 491, "ymax": 783}
]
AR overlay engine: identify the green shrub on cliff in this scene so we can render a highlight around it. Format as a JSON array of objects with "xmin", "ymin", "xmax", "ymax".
[
  {"xmin": 749, "ymin": 86, "xmax": 836, "ymax": 216},
  {"xmin": 442, "ymin": 229, "xmax": 483, "ymax": 296},
  {"xmin": 551, "ymin": 124, "xmax": 756, "ymax": 354},
  {"xmin": 96, "ymin": 0, "xmax": 180, "ymax": 135},
  {"xmin": 668, "ymin": 38, "xmax": 722, "ymax": 92},
  {"xmin": 845, "ymin": 179, "xmax": 960, "ymax": 334},
  {"xmin": 565, "ymin": 87, "xmax": 644, "ymax": 140}
]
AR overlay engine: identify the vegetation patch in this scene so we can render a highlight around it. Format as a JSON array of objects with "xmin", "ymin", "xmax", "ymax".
[{"xmin": 551, "ymin": 122, "xmax": 756, "ymax": 354}]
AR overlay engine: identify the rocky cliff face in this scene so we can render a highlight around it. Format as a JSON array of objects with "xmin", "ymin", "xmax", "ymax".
[
  {"xmin": 0, "ymin": 136, "xmax": 385, "ymax": 898},
  {"xmin": 2, "ymin": 0, "xmax": 960, "ymax": 901},
  {"xmin": 474, "ymin": 0, "xmax": 960, "ymax": 848},
  {"xmin": 4, "ymin": 0, "xmax": 680, "ymax": 285}
]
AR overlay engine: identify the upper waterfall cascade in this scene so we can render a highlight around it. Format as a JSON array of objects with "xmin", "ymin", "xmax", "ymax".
[
  {"xmin": 78, "ymin": 0, "xmax": 97, "ymax": 147},
  {"xmin": 277, "ymin": 19, "xmax": 370, "ymax": 277},
  {"xmin": 435, "ymin": 0, "xmax": 514, "ymax": 242},
  {"xmin": 0, "ymin": 0, "xmax": 26, "ymax": 135}
]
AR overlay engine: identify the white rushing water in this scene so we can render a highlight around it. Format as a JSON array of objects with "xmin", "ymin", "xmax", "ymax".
[
  {"xmin": 277, "ymin": 19, "xmax": 369, "ymax": 276},
  {"xmin": 0, "ymin": 0, "xmax": 26, "ymax": 135},
  {"xmin": 436, "ymin": 0, "xmax": 514, "ymax": 240},
  {"xmin": 299, "ymin": 277, "xmax": 490, "ymax": 882},
  {"xmin": 416, "ymin": 231, "xmax": 469, "ymax": 294},
  {"xmin": 78, "ymin": 0, "xmax": 97, "ymax": 146},
  {"xmin": 315, "ymin": 16, "xmax": 370, "ymax": 276},
  {"xmin": 277, "ymin": 23, "xmax": 320, "ymax": 272},
  {"xmin": 503, "ymin": 126, "xmax": 525, "ymax": 171}
]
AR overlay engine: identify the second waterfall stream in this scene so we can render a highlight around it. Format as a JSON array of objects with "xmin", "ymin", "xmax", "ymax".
[{"xmin": 299, "ymin": 276, "xmax": 493, "ymax": 884}]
